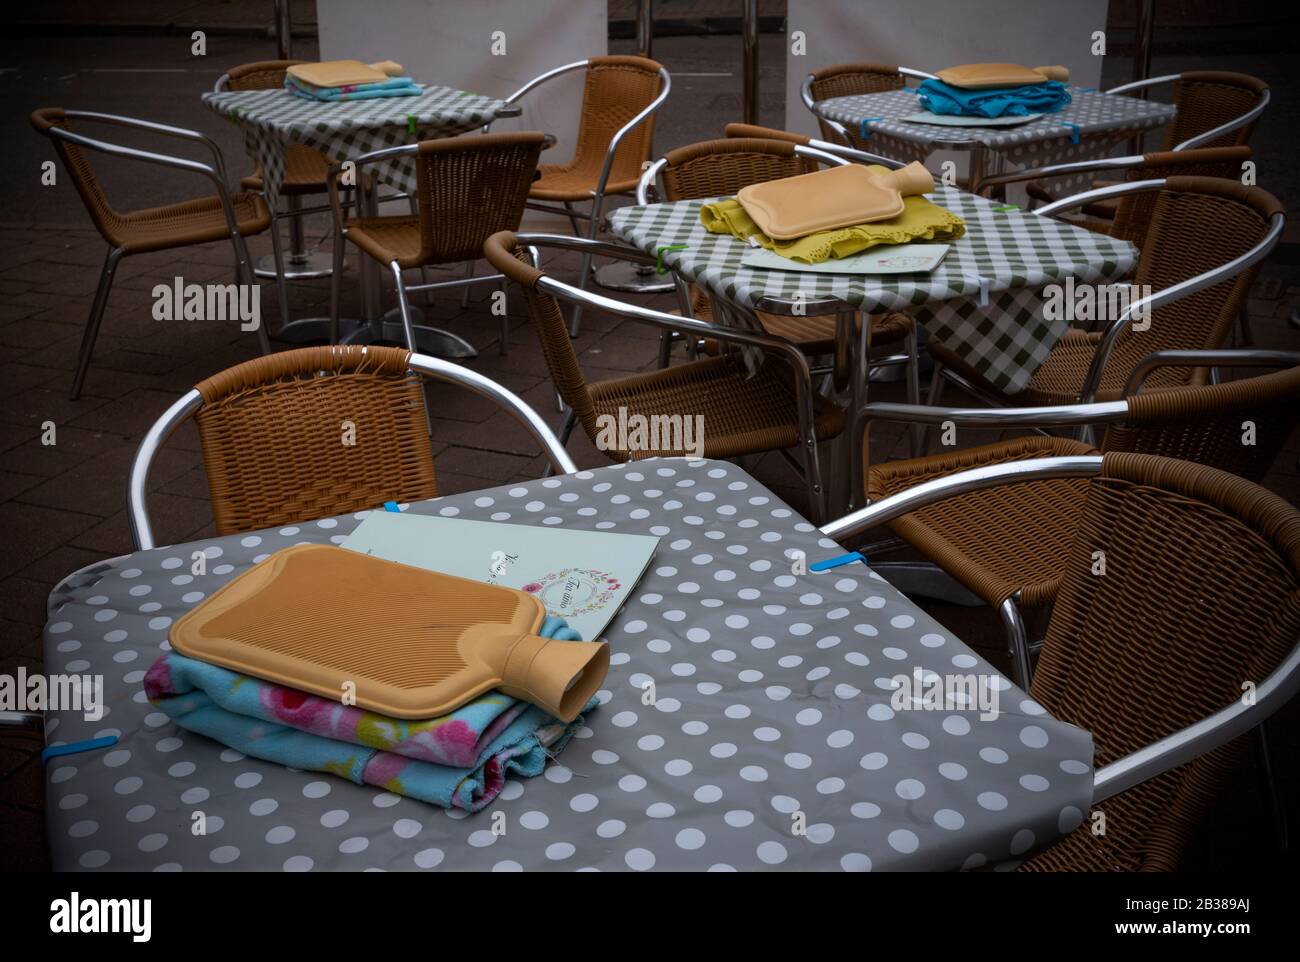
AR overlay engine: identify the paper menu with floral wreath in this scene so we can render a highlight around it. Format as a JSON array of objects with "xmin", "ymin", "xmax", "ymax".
[{"xmin": 340, "ymin": 511, "xmax": 660, "ymax": 642}]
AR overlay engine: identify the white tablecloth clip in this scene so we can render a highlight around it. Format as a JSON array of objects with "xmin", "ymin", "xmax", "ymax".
[{"xmin": 963, "ymin": 274, "xmax": 990, "ymax": 308}]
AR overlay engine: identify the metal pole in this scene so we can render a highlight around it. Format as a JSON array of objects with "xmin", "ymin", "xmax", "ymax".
[
  {"xmin": 1132, "ymin": 0, "xmax": 1155, "ymax": 87},
  {"xmin": 274, "ymin": 0, "xmax": 293, "ymax": 60},
  {"xmin": 1127, "ymin": 0, "xmax": 1156, "ymax": 152},
  {"xmin": 742, "ymin": 0, "xmax": 759, "ymax": 124},
  {"xmin": 637, "ymin": 0, "xmax": 654, "ymax": 59}
]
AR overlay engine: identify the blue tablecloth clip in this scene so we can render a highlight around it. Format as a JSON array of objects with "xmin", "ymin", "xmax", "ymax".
[
  {"xmin": 1062, "ymin": 122, "xmax": 1081, "ymax": 145},
  {"xmin": 42, "ymin": 735, "xmax": 118, "ymax": 763},
  {"xmin": 810, "ymin": 551, "xmax": 868, "ymax": 572},
  {"xmin": 858, "ymin": 117, "xmax": 884, "ymax": 139},
  {"xmin": 383, "ymin": 500, "xmax": 401, "ymax": 512},
  {"xmin": 992, "ymin": 204, "xmax": 1019, "ymax": 212}
]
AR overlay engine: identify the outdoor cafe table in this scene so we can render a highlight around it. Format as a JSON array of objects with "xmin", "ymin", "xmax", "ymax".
[
  {"xmin": 202, "ymin": 85, "xmax": 521, "ymax": 352},
  {"xmin": 202, "ymin": 85, "xmax": 520, "ymax": 209},
  {"xmin": 42, "ymin": 459, "xmax": 1094, "ymax": 872},
  {"xmin": 609, "ymin": 188, "xmax": 1138, "ymax": 508},
  {"xmin": 812, "ymin": 85, "xmax": 1177, "ymax": 192}
]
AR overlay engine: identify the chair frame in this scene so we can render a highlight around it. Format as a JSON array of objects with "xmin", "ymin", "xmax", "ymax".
[
  {"xmin": 721, "ymin": 122, "xmax": 906, "ymax": 170},
  {"xmin": 799, "ymin": 65, "xmax": 937, "ymax": 146},
  {"xmin": 35, "ymin": 110, "xmax": 271, "ymax": 399},
  {"xmin": 975, "ymin": 147, "xmax": 1251, "ymax": 203},
  {"xmin": 323, "ymin": 135, "xmax": 554, "ymax": 356},
  {"xmin": 822, "ymin": 453, "xmax": 1300, "ymax": 808},
  {"xmin": 1106, "ymin": 74, "xmax": 1271, "ymax": 151},
  {"xmin": 856, "ymin": 348, "xmax": 1300, "ymax": 686},
  {"xmin": 503, "ymin": 231, "xmax": 831, "ymax": 519},
  {"xmin": 930, "ymin": 178, "xmax": 1287, "ymax": 423},
  {"xmin": 495, "ymin": 59, "xmax": 672, "ymax": 336},
  {"xmin": 126, "ymin": 348, "xmax": 577, "ymax": 550}
]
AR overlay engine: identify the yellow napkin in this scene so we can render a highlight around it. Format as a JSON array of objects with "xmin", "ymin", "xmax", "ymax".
[{"xmin": 700, "ymin": 170, "xmax": 966, "ymax": 264}]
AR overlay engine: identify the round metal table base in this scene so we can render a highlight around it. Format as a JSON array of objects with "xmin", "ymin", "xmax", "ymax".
[
  {"xmin": 593, "ymin": 260, "xmax": 674, "ymax": 293},
  {"xmin": 270, "ymin": 307, "xmax": 477, "ymax": 360},
  {"xmin": 255, "ymin": 250, "xmax": 334, "ymax": 281}
]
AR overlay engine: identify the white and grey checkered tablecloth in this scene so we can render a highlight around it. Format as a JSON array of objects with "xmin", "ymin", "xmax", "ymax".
[
  {"xmin": 609, "ymin": 187, "xmax": 1138, "ymax": 394},
  {"xmin": 817, "ymin": 87, "xmax": 1175, "ymax": 195},
  {"xmin": 203, "ymin": 86, "xmax": 519, "ymax": 207}
]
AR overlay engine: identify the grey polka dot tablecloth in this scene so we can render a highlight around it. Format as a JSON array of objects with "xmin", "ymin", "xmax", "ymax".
[
  {"xmin": 609, "ymin": 190, "xmax": 1136, "ymax": 395},
  {"xmin": 815, "ymin": 87, "xmax": 1176, "ymax": 190},
  {"xmin": 202, "ymin": 86, "xmax": 519, "ymax": 208},
  {"xmin": 42, "ymin": 460, "xmax": 1093, "ymax": 872}
]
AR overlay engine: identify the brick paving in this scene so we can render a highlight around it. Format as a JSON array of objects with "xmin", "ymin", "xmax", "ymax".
[{"xmin": 2, "ymin": 10, "xmax": 1299, "ymax": 872}]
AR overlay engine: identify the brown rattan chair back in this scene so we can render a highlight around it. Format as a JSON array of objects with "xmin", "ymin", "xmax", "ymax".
[
  {"xmin": 193, "ymin": 346, "xmax": 439, "ymax": 535},
  {"xmin": 1102, "ymin": 177, "xmax": 1283, "ymax": 393},
  {"xmin": 570, "ymin": 56, "xmax": 665, "ymax": 192},
  {"xmin": 30, "ymin": 107, "xmax": 123, "ymax": 245},
  {"xmin": 807, "ymin": 63, "xmax": 904, "ymax": 144},
  {"xmin": 1162, "ymin": 71, "xmax": 1269, "ymax": 150},
  {"xmin": 410, "ymin": 132, "xmax": 547, "ymax": 265},
  {"xmin": 1108, "ymin": 147, "xmax": 1252, "ymax": 247},
  {"xmin": 482, "ymin": 231, "xmax": 596, "ymax": 428},
  {"xmin": 723, "ymin": 123, "xmax": 811, "ymax": 147},
  {"xmin": 1103, "ymin": 361, "xmax": 1300, "ymax": 482},
  {"xmin": 1020, "ymin": 452, "xmax": 1300, "ymax": 871},
  {"xmin": 659, "ymin": 138, "xmax": 817, "ymax": 201},
  {"xmin": 223, "ymin": 59, "xmax": 305, "ymax": 90}
]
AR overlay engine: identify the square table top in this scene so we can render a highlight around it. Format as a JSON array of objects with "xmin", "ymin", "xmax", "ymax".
[
  {"xmin": 42, "ymin": 460, "xmax": 1093, "ymax": 872},
  {"xmin": 608, "ymin": 187, "xmax": 1137, "ymax": 318},
  {"xmin": 815, "ymin": 86, "xmax": 1176, "ymax": 152}
]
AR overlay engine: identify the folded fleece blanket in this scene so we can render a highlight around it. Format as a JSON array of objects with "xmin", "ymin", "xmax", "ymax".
[
  {"xmin": 917, "ymin": 78, "xmax": 1071, "ymax": 118},
  {"xmin": 144, "ymin": 617, "xmax": 596, "ymax": 811},
  {"xmin": 701, "ymin": 167, "xmax": 965, "ymax": 263},
  {"xmin": 285, "ymin": 74, "xmax": 422, "ymax": 102}
]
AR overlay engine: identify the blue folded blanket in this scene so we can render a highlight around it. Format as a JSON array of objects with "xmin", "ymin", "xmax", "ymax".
[
  {"xmin": 285, "ymin": 74, "xmax": 422, "ymax": 102},
  {"xmin": 144, "ymin": 616, "xmax": 596, "ymax": 811},
  {"xmin": 917, "ymin": 78, "xmax": 1071, "ymax": 118}
]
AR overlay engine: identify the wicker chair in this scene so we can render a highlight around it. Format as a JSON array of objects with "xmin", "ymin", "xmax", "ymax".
[
  {"xmin": 857, "ymin": 349, "xmax": 1300, "ymax": 689},
  {"xmin": 483, "ymin": 231, "xmax": 844, "ymax": 520},
  {"xmin": 996, "ymin": 146, "xmax": 1253, "ymax": 249},
  {"xmin": 798, "ymin": 63, "xmax": 934, "ymax": 149},
  {"xmin": 1112, "ymin": 70, "xmax": 1270, "ymax": 152},
  {"xmin": 929, "ymin": 177, "xmax": 1286, "ymax": 409},
  {"xmin": 824, "ymin": 451, "xmax": 1300, "ymax": 871},
  {"xmin": 126, "ymin": 345, "xmax": 575, "ymax": 549},
  {"xmin": 325, "ymin": 132, "xmax": 548, "ymax": 358},
  {"xmin": 30, "ymin": 107, "xmax": 273, "ymax": 400},
  {"xmin": 498, "ymin": 56, "xmax": 670, "ymax": 336}
]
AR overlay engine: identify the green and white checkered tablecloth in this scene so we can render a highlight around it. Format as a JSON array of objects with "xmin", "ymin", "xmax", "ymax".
[
  {"xmin": 608, "ymin": 187, "xmax": 1138, "ymax": 394},
  {"xmin": 203, "ymin": 86, "xmax": 517, "ymax": 207}
]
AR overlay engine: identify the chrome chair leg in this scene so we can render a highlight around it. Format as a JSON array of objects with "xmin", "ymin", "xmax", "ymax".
[
  {"xmin": 328, "ymin": 230, "xmax": 346, "ymax": 344},
  {"xmin": 543, "ymin": 409, "xmax": 577, "ymax": 478},
  {"xmin": 498, "ymin": 280, "xmax": 509, "ymax": 356},
  {"xmin": 998, "ymin": 594, "xmax": 1033, "ymax": 690},
  {"xmin": 390, "ymin": 260, "xmax": 418, "ymax": 351},
  {"xmin": 231, "ymin": 231, "xmax": 272, "ymax": 355},
  {"xmin": 461, "ymin": 260, "xmax": 475, "ymax": 309},
  {"xmin": 70, "ymin": 246, "xmax": 124, "ymax": 400},
  {"xmin": 905, "ymin": 327, "xmax": 922, "ymax": 457},
  {"xmin": 1252, "ymin": 722, "xmax": 1290, "ymax": 853},
  {"xmin": 265, "ymin": 207, "xmax": 292, "ymax": 333},
  {"xmin": 917, "ymin": 363, "xmax": 945, "ymax": 452}
]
